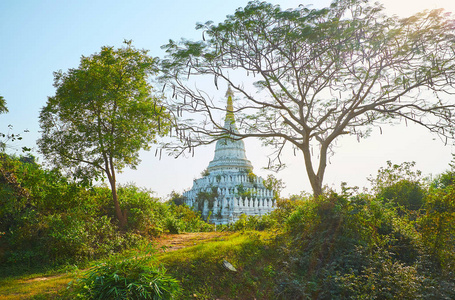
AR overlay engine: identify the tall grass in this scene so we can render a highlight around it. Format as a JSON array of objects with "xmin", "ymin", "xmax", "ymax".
[{"xmin": 69, "ymin": 255, "xmax": 181, "ymax": 299}]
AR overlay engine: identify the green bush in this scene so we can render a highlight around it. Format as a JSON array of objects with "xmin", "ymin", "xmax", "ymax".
[
  {"xmin": 0, "ymin": 154, "xmax": 119, "ymax": 268},
  {"xmin": 334, "ymin": 250, "xmax": 422, "ymax": 299},
  {"xmin": 117, "ymin": 184, "xmax": 169, "ymax": 236},
  {"xmin": 118, "ymin": 185, "xmax": 212, "ymax": 235},
  {"xmin": 220, "ymin": 213, "xmax": 277, "ymax": 232},
  {"xmin": 221, "ymin": 198, "xmax": 308, "ymax": 232},
  {"xmin": 275, "ymin": 191, "xmax": 427, "ymax": 299},
  {"xmin": 70, "ymin": 255, "xmax": 181, "ymax": 299},
  {"xmin": 378, "ymin": 179, "xmax": 426, "ymax": 211},
  {"xmin": 167, "ymin": 204, "xmax": 213, "ymax": 233}
]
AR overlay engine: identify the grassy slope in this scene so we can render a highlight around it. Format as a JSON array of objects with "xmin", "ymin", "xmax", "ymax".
[
  {"xmin": 0, "ymin": 231, "xmax": 277, "ymax": 299},
  {"xmin": 159, "ymin": 231, "xmax": 279, "ymax": 299}
]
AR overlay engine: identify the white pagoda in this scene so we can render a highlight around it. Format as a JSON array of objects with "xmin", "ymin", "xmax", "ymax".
[{"xmin": 183, "ymin": 88, "xmax": 276, "ymax": 224}]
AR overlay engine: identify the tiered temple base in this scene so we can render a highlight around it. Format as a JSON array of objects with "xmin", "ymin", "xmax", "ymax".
[{"xmin": 184, "ymin": 171, "xmax": 275, "ymax": 224}]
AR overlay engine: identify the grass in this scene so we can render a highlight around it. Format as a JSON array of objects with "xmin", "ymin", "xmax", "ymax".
[
  {"xmin": 0, "ymin": 274, "xmax": 72, "ymax": 300},
  {"xmin": 158, "ymin": 231, "xmax": 280, "ymax": 299},
  {"xmin": 0, "ymin": 231, "xmax": 280, "ymax": 299}
]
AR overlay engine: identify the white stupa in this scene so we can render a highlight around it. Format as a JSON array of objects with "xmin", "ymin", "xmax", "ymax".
[{"xmin": 183, "ymin": 88, "xmax": 276, "ymax": 224}]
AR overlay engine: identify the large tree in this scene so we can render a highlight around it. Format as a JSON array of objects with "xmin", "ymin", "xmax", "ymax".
[
  {"xmin": 161, "ymin": 0, "xmax": 455, "ymax": 197},
  {"xmin": 39, "ymin": 41, "xmax": 169, "ymax": 227}
]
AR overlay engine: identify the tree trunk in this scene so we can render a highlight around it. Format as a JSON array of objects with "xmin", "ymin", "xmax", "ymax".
[
  {"xmin": 103, "ymin": 153, "xmax": 128, "ymax": 229},
  {"xmin": 111, "ymin": 182, "xmax": 128, "ymax": 229},
  {"xmin": 311, "ymin": 179, "xmax": 323, "ymax": 199},
  {"xmin": 109, "ymin": 180, "xmax": 127, "ymax": 228},
  {"xmin": 301, "ymin": 144, "xmax": 325, "ymax": 199}
]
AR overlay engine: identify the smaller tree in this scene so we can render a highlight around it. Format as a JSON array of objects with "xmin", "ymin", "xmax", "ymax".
[
  {"xmin": 168, "ymin": 190, "xmax": 186, "ymax": 206},
  {"xmin": 264, "ymin": 174, "xmax": 285, "ymax": 199},
  {"xmin": 369, "ymin": 161, "xmax": 426, "ymax": 211},
  {"xmin": 38, "ymin": 41, "xmax": 169, "ymax": 227}
]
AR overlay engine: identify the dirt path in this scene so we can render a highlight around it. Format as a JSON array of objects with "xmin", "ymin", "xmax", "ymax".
[
  {"xmin": 153, "ymin": 231, "xmax": 230, "ymax": 252},
  {"xmin": 24, "ymin": 231, "xmax": 229, "ymax": 282}
]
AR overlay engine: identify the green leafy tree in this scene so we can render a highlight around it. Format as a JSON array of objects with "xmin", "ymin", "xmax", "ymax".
[
  {"xmin": 264, "ymin": 174, "xmax": 285, "ymax": 200},
  {"xmin": 369, "ymin": 161, "xmax": 426, "ymax": 211},
  {"xmin": 161, "ymin": 0, "xmax": 455, "ymax": 197},
  {"xmin": 0, "ymin": 95, "xmax": 8, "ymax": 114},
  {"xmin": 38, "ymin": 41, "xmax": 169, "ymax": 227}
]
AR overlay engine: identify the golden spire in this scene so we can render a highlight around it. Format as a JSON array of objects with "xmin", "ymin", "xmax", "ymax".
[{"xmin": 225, "ymin": 86, "xmax": 235, "ymax": 125}]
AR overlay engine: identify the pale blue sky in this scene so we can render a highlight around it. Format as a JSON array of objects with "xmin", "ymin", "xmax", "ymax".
[{"xmin": 1, "ymin": 0, "xmax": 454, "ymax": 198}]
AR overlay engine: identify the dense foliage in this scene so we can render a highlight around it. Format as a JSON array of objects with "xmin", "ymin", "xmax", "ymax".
[
  {"xmin": 0, "ymin": 153, "xmax": 211, "ymax": 275},
  {"xmin": 158, "ymin": 164, "xmax": 454, "ymax": 299},
  {"xmin": 1, "ymin": 154, "xmax": 455, "ymax": 299},
  {"xmin": 185, "ymin": 161, "xmax": 451, "ymax": 299}
]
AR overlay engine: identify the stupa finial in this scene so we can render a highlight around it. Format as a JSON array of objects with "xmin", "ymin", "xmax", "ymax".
[{"xmin": 225, "ymin": 86, "xmax": 235, "ymax": 124}]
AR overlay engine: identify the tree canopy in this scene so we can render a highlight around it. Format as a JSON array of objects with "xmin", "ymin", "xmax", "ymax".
[
  {"xmin": 39, "ymin": 41, "xmax": 169, "ymax": 226},
  {"xmin": 161, "ymin": 0, "xmax": 455, "ymax": 196}
]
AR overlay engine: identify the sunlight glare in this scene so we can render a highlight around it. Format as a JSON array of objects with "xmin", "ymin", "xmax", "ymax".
[{"xmin": 380, "ymin": 0, "xmax": 455, "ymax": 17}]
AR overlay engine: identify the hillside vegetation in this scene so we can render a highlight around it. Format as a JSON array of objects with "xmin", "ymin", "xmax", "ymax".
[
  {"xmin": 1, "ymin": 154, "xmax": 454, "ymax": 299},
  {"xmin": 0, "ymin": 153, "xmax": 211, "ymax": 276}
]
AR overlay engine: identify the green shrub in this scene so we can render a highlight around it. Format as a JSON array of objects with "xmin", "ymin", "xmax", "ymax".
[
  {"xmin": 275, "ymin": 191, "xmax": 425, "ymax": 299},
  {"xmin": 167, "ymin": 204, "xmax": 213, "ymax": 233},
  {"xmin": 335, "ymin": 250, "xmax": 422, "ymax": 299},
  {"xmin": 70, "ymin": 256, "xmax": 181, "ymax": 299},
  {"xmin": 0, "ymin": 156, "xmax": 157, "ymax": 270},
  {"xmin": 284, "ymin": 197, "xmax": 319, "ymax": 235},
  {"xmin": 378, "ymin": 180, "xmax": 426, "ymax": 211},
  {"xmin": 221, "ymin": 198, "xmax": 309, "ymax": 233},
  {"xmin": 118, "ymin": 185, "xmax": 212, "ymax": 235},
  {"xmin": 164, "ymin": 217, "xmax": 182, "ymax": 234},
  {"xmin": 255, "ymin": 213, "xmax": 278, "ymax": 230},
  {"xmin": 117, "ymin": 184, "xmax": 169, "ymax": 236},
  {"xmin": 272, "ymin": 197, "xmax": 310, "ymax": 225},
  {"xmin": 221, "ymin": 213, "xmax": 278, "ymax": 232}
]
